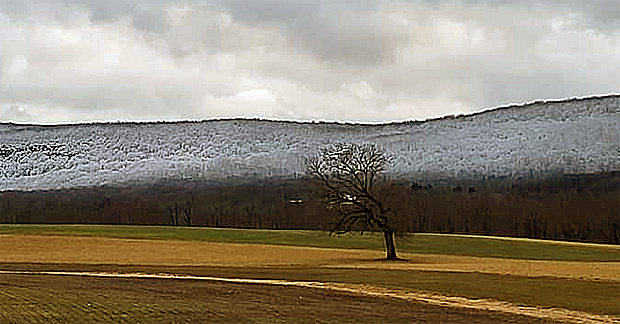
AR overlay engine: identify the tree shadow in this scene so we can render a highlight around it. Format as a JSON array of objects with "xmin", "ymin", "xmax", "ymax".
[{"xmin": 373, "ymin": 257, "xmax": 410, "ymax": 262}]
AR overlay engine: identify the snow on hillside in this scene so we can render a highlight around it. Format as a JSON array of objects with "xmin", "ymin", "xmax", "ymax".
[{"xmin": 1, "ymin": 95, "xmax": 619, "ymax": 191}]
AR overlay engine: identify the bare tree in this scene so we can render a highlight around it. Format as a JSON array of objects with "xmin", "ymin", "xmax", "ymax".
[
  {"xmin": 305, "ymin": 143, "xmax": 400, "ymax": 260},
  {"xmin": 168, "ymin": 205, "xmax": 179, "ymax": 226},
  {"xmin": 183, "ymin": 201, "xmax": 193, "ymax": 226},
  {"xmin": 168, "ymin": 201, "xmax": 193, "ymax": 226}
]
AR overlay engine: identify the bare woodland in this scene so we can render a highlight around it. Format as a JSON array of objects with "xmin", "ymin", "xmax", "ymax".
[{"xmin": 1, "ymin": 170, "xmax": 618, "ymax": 244}]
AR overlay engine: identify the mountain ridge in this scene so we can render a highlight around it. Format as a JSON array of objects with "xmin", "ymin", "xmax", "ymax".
[
  {"xmin": 2, "ymin": 93, "xmax": 618, "ymax": 127},
  {"xmin": 1, "ymin": 95, "xmax": 619, "ymax": 191}
]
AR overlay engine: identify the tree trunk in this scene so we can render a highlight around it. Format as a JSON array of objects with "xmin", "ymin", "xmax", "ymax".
[{"xmin": 383, "ymin": 229, "xmax": 397, "ymax": 260}]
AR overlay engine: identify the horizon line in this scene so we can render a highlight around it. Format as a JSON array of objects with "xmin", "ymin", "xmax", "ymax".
[{"xmin": 2, "ymin": 93, "xmax": 618, "ymax": 127}]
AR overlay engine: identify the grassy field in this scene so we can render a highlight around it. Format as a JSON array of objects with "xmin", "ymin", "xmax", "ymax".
[
  {"xmin": 1, "ymin": 224, "xmax": 619, "ymax": 323},
  {"xmin": 2, "ymin": 224, "xmax": 619, "ymax": 261}
]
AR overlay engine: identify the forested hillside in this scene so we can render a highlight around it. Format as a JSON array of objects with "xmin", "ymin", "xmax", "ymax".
[{"xmin": 1, "ymin": 95, "xmax": 619, "ymax": 191}]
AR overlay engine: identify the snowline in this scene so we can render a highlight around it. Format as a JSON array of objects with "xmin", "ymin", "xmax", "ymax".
[{"xmin": 1, "ymin": 270, "xmax": 618, "ymax": 324}]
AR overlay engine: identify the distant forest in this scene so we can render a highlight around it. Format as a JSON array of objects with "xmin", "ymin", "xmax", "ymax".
[{"xmin": 1, "ymin": 171, "xmax": 619, "ymax": 244}]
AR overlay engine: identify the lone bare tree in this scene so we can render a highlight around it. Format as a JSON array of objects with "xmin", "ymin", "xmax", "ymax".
[{"xmin": 305, "ymin": 143, "xmax": 399, "ymax": 260}]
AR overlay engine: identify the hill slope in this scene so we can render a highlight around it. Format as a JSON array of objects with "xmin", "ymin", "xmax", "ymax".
[{"xmin": 1, "ymin": 95, "xmax": 619, "ymax": 191}]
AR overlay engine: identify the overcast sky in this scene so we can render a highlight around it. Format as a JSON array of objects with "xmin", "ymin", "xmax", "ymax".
[{"xmin": 0, "ymin": 0, "xmax": 618, "ymax": 123}]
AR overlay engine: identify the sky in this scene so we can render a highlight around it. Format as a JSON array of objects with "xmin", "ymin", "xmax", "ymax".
[{"xmin": 0, "ymin": 0, "xmax": 618, "ymax": 124}]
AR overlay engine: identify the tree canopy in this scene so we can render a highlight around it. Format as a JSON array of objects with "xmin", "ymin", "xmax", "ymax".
[{"xmin": 305, "ymin": 142, "xmax": 399, "ymax": 260}]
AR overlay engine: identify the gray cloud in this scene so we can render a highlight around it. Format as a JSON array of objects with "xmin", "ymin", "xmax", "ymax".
[
  {"xmin": 222, "ymin": 0, "xmax": 393, "ymax": 64},
  {"xmin": 0, "ymin": 0, "xmax": 171, "ymax": 32},
  {"xmin": 0, "ymin": 0, "xmax": 618, "ymax": 123}
]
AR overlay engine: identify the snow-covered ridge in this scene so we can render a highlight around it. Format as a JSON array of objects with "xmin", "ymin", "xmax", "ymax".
[{"xmin": 1, "ymin": 95, "xmax": 619, "ymax": 191}]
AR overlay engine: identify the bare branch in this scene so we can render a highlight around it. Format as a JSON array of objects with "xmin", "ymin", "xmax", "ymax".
[{"xmin": 304, "ymin": 142, "xmax": 393, "ymax": 232}]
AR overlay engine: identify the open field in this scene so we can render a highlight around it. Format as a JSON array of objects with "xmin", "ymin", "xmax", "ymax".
[
  {"xmin": 1, "ymin": 225, "xmax": 619, "ymax": 323},
  {"xmin": 1, "ymin": 234, "xmax": 619, "ymax": 282},
  {"xmin": 2, "ymin": 224, "xmax": 619, "ymax": 261},
  {"xmin": 0, "ymin": 273, "xmax": 561, "ymax": 324}
]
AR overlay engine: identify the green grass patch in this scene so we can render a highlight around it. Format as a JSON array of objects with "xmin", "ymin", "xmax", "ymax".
[{"xmin": 1, "ymin": 224, "xmax": 619, "ymax": 261}]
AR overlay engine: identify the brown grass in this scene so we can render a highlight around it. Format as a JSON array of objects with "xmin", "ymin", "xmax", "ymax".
[
  {"xmin": 2, "ymin": 234, "xmax": 620, "ymax": 320},
  {"xmin": 0, "ymin": 234, "xmax": 382, "ymax": 266},
  {"xmin": 330, "ymin": 257, "xmax": 620, "ymax": 282},
  {"xmin": 2, "ymin": 234, "xmax": 618, "ymax": 282}
]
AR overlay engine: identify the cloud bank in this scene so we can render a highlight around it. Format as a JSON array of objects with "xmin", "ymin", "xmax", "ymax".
[{"xmin": 0, "ymin": 0, "xmax": 618, "ymax": 123}]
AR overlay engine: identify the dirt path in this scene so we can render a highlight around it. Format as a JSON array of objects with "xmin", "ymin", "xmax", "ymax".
[{"xmin": 1, "ymin": 270, "xmax": 617, "ymax": 324}]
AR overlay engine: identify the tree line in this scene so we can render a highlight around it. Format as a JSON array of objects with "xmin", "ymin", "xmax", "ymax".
[{"xmin": 1, "ymin": 172, "xmax": 618, "ymax": 244}]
